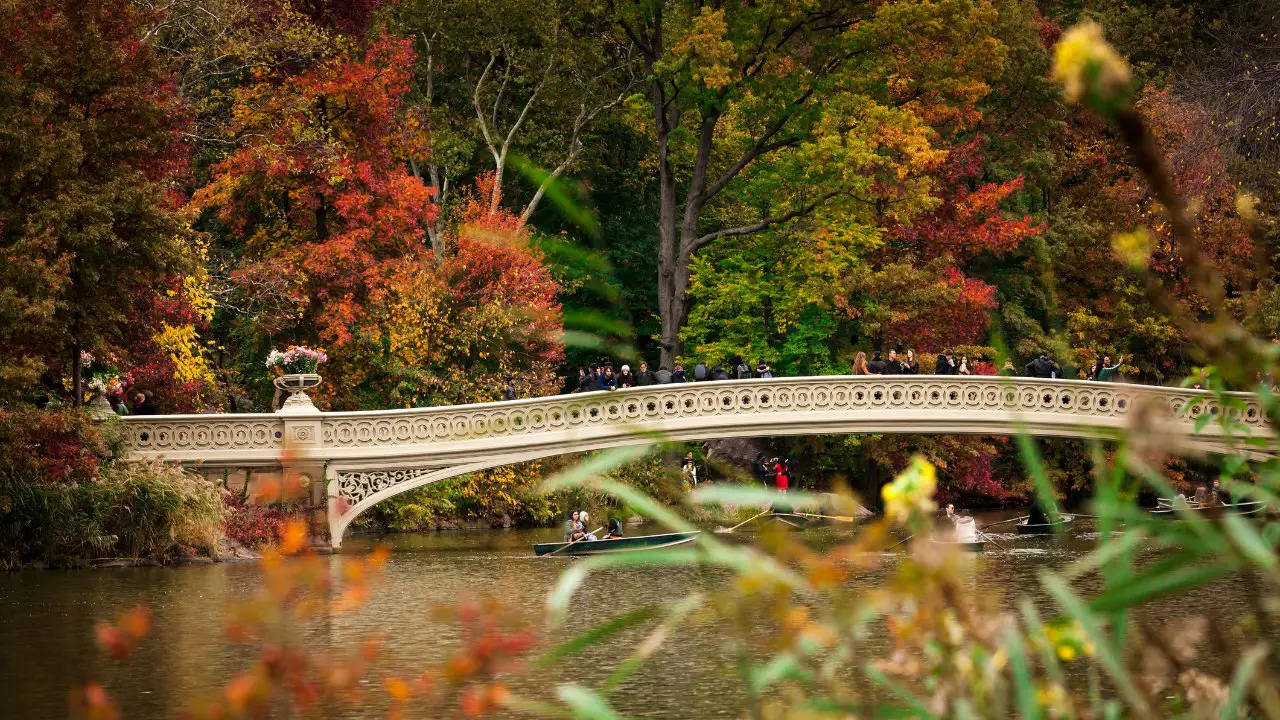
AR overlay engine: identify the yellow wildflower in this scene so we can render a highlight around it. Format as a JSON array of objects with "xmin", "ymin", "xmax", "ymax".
[
  {"xmin": 1111, "ymin": 228, "xmax": 1153, "ymax": 269},
  {"xmin": 1051, "ymin": 21, "xmax": 1132, "ymax": 106},
  {"xmin": 881, "ymin": 456, "xmax": 938, "ymax": 527}
]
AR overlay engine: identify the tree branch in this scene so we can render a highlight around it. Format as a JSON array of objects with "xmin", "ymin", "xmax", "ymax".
[{"xmin": 688, "ymin": 190, "xmax": 841, "ymax": 254}]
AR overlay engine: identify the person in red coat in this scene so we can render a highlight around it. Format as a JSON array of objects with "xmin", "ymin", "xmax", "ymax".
[{"xmin": 774, "ymin": 458, "xmax": 790, "ymax": 494}]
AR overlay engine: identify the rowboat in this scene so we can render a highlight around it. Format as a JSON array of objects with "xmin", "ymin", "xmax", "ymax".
[
  {"xmin": 534, "ymin": 530, "xmax": 700, "ymax": 556},
  {"xmin": 929, "ymin": 538, "xmax": 985, "ymax": 552},
  {"xmin": 1149, "ymin": 500, "xmax": 1265, "ymax": 520},
  {"xmin": 1016, "ymin": 514, "xmax": 1075, "ymax": 535}
]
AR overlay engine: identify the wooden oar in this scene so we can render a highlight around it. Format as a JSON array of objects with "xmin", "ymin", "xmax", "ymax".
[
  {"xmin": 715, "ymin": 510, "xmax": 770, "ymax": 534},
  {"xmin": 790, "ymin": 512, "xmax": 858, "ymax": 523},
  {"xmin": 885, "ymin": 533, "xmax": 916, "ymax": 552},
  {"xmin": 546, "ymin": 526, "xmax": 604, "ymax": 556},
  {"xmin": 978, "ymin": 530, "xmax": 1010, "ymax": 551},
  {"xmin": 984, "ymin": 515, "xmax": 1029, "ymax": 529}
]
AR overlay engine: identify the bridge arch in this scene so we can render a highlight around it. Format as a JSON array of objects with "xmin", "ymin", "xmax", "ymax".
[{"xmin": 118, "ymin": 376, "xmax": 1273, "ymax": 548}]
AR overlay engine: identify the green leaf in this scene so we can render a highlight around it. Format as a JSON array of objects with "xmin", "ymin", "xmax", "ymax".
[
  {"xmin": 1086, "ymin": 558, "xmax": 1234, "ymax": 612},
  {"xmin": 1223, "ymin": 514, "xmax": 1278, "ymax": 571},
  {"xmin": 1003, "ymin": 625, "xmax": 1042, "ymax": 720},
  {"xmin": 535, "ymin": 606, "xmax": 658, "ymax": 669},
  {"xmin": 555, "ymin": 685, "xmax": 626, "ymax": 720},
  {"xmin": 545, "ymin": 549, "xmax": 703, "ymax": 626},
  {"xmin": 865, "ymin": 665, "xmax": 938, "ymax": 719},
  {"xmin": 604, "ymin": 593, "xmax": 703, "ymax": 692}
]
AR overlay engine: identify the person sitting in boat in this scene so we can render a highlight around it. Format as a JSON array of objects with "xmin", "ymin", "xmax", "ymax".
[
  {"xmin": 564, "ymin": 510, "xmax": 580, "ymax": 542},
  {"xmin": 1212, "ymin": 479, "xmax": 1229, "ymax": 506},
  {"xmin": 1193, "ymin": 483, "xmax": 1214, "ymax": 506},
  {"xmin": 940, "ymin": 503, "xmax": 960, "ymax": 527},
  {"xmin": 603, "ymin": 517, "xmax": 624, "ymax": 540},
  {"xmin": 575, "ymin": 511, "xmax": 598, "ymax": 541},
  {"xmin": 1027, "ymin": 503, "xmax": 1049, "ymax": 526}
]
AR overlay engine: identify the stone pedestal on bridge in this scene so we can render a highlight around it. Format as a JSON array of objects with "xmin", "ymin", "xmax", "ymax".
[{"xmin": 277, "ymin": 395, "xmax": 332, "ymax": 553}]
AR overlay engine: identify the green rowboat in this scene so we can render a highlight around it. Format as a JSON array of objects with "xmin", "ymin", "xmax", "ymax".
[{"xmin": 534, "ymin": 530, "xmax": 700, "ymax": 556}]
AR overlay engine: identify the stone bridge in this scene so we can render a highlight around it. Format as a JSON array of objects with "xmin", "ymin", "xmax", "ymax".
[{"xmin": 117, "ymin": 376, "xmax": 1273, "ymax": 548}]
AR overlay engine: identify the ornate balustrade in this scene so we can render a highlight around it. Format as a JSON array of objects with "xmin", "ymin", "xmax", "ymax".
[{"xmin": 117, "ymin": 376, "xmax": 1274, "ymax": 547}]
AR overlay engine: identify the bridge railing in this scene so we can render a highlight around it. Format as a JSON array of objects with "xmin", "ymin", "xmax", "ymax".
[{"xmin": 118, "ymin": 376, "xmax": 1270, "ymax": 468}]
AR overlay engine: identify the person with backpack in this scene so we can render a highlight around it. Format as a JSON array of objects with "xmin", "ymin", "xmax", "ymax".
[
  {"xmin": 733, "ymin": 355, "xmax": 752, "ymax": 380},
  {"xmin": 654, "ymin": 365, "xmax": 672, "ymax": 383},
  {"xmin": 756, "ymin": 361, "xmax": 773, "ymax": 378},
  {"xmin": 693, "ymin": 361, "xmax": 709, "ymax": 381},
  {"xmin": 710, "ymin": 366, "xmax": 730, "ymax": 381}
]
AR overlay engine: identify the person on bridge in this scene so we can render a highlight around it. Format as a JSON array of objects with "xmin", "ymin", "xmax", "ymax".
[
  {"xmin": 732, "ymin": 355, "xmax": 752, "ymax": 379},
  {"xmin": 694, "ymin": 361, "xmax": 709, "ymax": 381},
  {"xmin": 1090, "ymin": 355, "xmax": 1124, "ymax": 382},
  {"xmin": 883, "ymin": 349, "xmax": 903, "ymax": 375},
  {"xmin": 671, "ymin": 364, "xmax": 687, "ymax": 382},
  {"xmin": 617, "ymin": 365, "xmax": 636, "ymax": 389},
  {"xmin": 853, "ymin": 351, "xmax": 870, "ymax": 375},
  {"xmin": 502, "ymin": 377, "xmax": 517, "ymax": 401},
  {"xmin": 902, "ymin": 349, "xmax": 920, "ymax": 375},
  {"xmin": 710, "ymin": 366, "xmax": 730, "ymax": 381},
  {"xmin": 133, "ymin": 391, "xmax": 158, "ymax": 415},
  {"xmin": 756, "ymin": 361, "xmax": 773, "ymax": 378},
  {"xmin": 654, "ymin": 365, "xmax": 672, "ymax": 383},
  {"xmin": 958, "ymin": 355, "xmax": 972, "ymax": 375},
  {"xmin": 867, "ymin": 351, "xmax": 885, "ymax": 374},
  {"xmin": 636, "ymin": 362, "xmax": 655, "ymax": 386},
  {"xmin": 1025, "ymin": 354, "xmax": 1061, "ymax": 379},
  {"xmin": 935, "ymin": 349, "xmax": 957, "ymax": 375},
  {"xmin": 600, "ymin": 366, "xmax": 617, "ymax": 391}
]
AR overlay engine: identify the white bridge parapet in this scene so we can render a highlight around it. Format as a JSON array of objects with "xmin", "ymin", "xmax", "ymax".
[{"xmin": 118, "ymin": 376, "xmax": 1274, "ymax": 547}]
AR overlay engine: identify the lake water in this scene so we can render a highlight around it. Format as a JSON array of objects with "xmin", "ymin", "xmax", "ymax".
[{"xmin": 0, "ymin": 513, "xmax": 1264, "ymax": 718}]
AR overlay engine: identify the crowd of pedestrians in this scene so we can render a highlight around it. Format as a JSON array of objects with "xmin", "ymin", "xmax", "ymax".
[{"xmin": 567, "ymin": 348, "xmax": 1130, "ymax": 395}]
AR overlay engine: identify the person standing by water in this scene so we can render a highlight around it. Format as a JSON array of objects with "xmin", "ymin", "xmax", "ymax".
[
  {"xmin": 681, "ymin": 452, "xmax": 699, "ymax": 488},
  {"xmin": 774, "ymin": 458, "xmax": 790, "ymax": 494}
]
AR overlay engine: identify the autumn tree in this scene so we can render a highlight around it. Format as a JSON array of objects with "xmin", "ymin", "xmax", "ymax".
[
  {"xmin": 193, "ymin": 35, "xmax": 436, "ymax": 366},
  {"xmin": 0, "ymin": 0, "xmax": 192, "ymax": 405},
  {"xmin": 607, "ymin": 0, "xmax": 1006, "ymax": 367}
]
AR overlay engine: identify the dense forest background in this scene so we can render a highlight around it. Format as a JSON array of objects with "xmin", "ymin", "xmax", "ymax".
[{"xmin": 2, "ymin": 0, "xmax": 1277, "ymax": 523}]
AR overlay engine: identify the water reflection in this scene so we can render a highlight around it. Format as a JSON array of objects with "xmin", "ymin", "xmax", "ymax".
[{"xmin": 0, "ymin": 513, "xmax": 1267, "ymax": 718}]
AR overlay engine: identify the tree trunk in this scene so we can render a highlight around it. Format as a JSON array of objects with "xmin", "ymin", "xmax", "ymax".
[{"xmin": 71, "ymin": 341, "xmax": 83, "ymax": 408}]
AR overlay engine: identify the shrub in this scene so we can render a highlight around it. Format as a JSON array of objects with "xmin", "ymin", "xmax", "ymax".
[
  {"xmin": 222, "ymin": 492, "xmax": 290, "ymax": 548},
  {"xmin": 0, "ymin": 454, "xmax": 224, "ymax": 568},
  {"xmin": 0, "ymin": 408, "xmax": 116, "ymax": 485}
]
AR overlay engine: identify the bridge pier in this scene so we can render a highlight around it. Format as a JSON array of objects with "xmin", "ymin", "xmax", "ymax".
[{"xmin": 277, "ymin": 398, "xmax": 333, "ymax": 553}]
